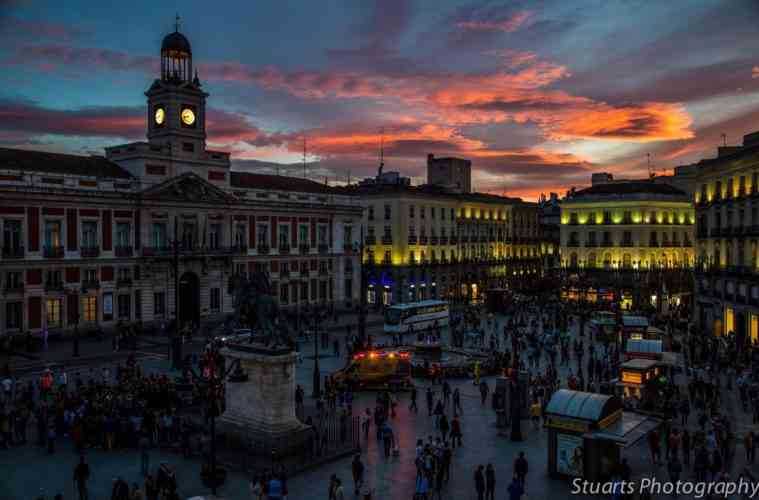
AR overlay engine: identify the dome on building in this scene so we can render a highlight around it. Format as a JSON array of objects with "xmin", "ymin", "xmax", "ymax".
[{"xmin": 161, "ymin": 31, "xmax": 192, "ymax": 55}]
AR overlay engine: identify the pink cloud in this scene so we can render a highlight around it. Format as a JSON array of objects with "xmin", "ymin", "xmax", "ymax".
[
  {"xmin": 752, "ymin": 66, "xmax": 759, "ymax": 79},
  {"xmin": 455, "ymin": 11, "xmax": 532, "ymax": 33}
]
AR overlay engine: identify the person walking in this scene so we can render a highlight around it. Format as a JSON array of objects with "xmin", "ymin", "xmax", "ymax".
[
  {"xmin": 667, "ymin": 457, "xmax": 682, "ymax": 498},
  {"xmin": 73, "ymin": 455, "xmax": 90, "ymax": 500},
  {"xmin": 513, "ymin": 451, "xmax": 528, "ymax": 490},
  {"xmin": 681, "ymin": 429, "xmax": 691, "ymax": 466},
  {"xmin": 453, "ymin": 388, "xmax": 463, "ymax": 416},
  {"xmin": 409, "ymin": 385, "xmax": 418, "ymax": 413},
  {"xmin": 111, "ymin": 477, "xmax": 130, "ymax": 500},
  {"xmin": 139, "ymin": 433, "xmax": 151, "ymax": 476},
  {"xmin": 474, "ymin": 465, "xmax": 485, "ymax": 500},
  {"xmin": 351, "ymin": 454, "xmax": 364, "ymax": 495},
  {"xmin": 426, "ymin": 387, "xmax": 434, "ymax": 417},
  {"xmin": 485, "ymin": 463, "xmax": 496, "ymax": 500},
  {"xmin": 507, "ymin": 475, "xmax": 524, "ymax": 500},
  {"xmin": 745, "ymin": 431, "xmax": 755, "ymax": 464},
  {"xmin": 450, "ymin": 415, "xmax": 462, "ymax": 449}
]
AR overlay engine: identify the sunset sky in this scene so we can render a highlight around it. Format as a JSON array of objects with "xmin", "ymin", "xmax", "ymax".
[{"xmin": 2, "ymin": 0, "xmax": 759, "ymax": 200}]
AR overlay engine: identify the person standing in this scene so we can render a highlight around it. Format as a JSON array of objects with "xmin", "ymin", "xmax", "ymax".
[
  {"xmin": 513, "ymin": 451, "xmax": 528, "ymax": 490},
  {"xmin": 409, "ymin": 386, "xmax": 418, "ymax": 413},
  {"xmin": 474, "ymin": 465, "xmax": 485, "ymax": 500},
  {"xmin": 485, "ymin": 463, "xmax": 496, "ymax": 500},
  {"xmin": 453, "ymin": 388, "xmax": 463, "ymax": 416},
  {"xmin": 73, "ymin": 455, "xmax": 90, "ymax": 500},
  {"xmin": 745, "ymin": 431, "xmax": 755, "ymax": 464},
  {"xmin": 143, "ymin": 475, "xmax": 158, "ymax": 500},
  {"xmin": 351, "ymin": 454, "xmax": 364, "ymax": 495},
  {"xmin": 426, "ymin": 387, "xmax": 434, "ymax": 417}
]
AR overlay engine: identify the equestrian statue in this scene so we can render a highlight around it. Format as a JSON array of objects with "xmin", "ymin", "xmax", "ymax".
[{"xmin": 227, "ymin": 271, "xmax": 293, "ymax": 349}]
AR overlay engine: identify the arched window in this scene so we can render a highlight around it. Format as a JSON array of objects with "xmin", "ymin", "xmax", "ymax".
[
  {"xmin": 570, "ymin": 252, "xmax": 578, "ymax": 267},
  {"xmin": 623, "ymin": 253, "xmax": 632, "ymax": 268}
]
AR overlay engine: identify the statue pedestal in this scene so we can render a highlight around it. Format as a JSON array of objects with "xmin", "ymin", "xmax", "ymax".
[{"xmin": 219, "ymin": 344, "xmax": 311, "ymax": 456}]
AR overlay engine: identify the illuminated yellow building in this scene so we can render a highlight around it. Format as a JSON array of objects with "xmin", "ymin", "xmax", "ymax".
[
  {"xmin": 352, "ymin": 181, "xmax": 541, "ymax": 306},
  {"xmin": 560, "ymin": 178, "xmax": 694, "ymax": 308},
  {"xmin": 682, "ymin": 130, "xmax": 759, "ymax": 341}
]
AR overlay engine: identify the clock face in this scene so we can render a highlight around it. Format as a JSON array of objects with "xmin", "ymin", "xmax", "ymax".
[
  {"xmin": 154, "ymin": 107, "xmax": 165, "ymax": 126},
  {"xmin": 181, "ymin": 108, "xmax": 196, "ymax": 126}
]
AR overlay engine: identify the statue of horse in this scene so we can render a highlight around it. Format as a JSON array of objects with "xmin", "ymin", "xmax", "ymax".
[{"xmin": 227, "ymin": 271, "xmax": 292, "ymax": 348}]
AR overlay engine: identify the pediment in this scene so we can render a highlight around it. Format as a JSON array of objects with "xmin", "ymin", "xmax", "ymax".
[{"xmin": 141, "ymin": 172, "xmax": 235, "ymax": 203}]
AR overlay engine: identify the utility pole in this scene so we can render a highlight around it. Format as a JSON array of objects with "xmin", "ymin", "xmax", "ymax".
[{"xmin": 358, "ymin": 225, "xmax": 367, "ymax": 348}]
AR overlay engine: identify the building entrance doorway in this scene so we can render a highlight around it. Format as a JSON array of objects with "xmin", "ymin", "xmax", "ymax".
[{"xmin": 179, "ymin": 271, "xmax": 200, "ymax": 329}]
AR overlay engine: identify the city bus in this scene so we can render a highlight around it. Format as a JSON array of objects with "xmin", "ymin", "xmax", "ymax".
[{"xmin": 384, "ymin": 300, "xmax": 450, "ymax": 333}]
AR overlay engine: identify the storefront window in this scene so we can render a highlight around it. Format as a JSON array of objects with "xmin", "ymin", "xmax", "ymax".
[
  {"xmin": 81, "ymin": 296, "xmax": 97, "ymax": 322},
  {"xmin": 46, "ymin": 298, "xmax": 62, "ymax": 328}
]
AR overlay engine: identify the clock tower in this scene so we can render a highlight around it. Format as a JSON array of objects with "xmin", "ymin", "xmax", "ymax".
[{"xmin": 145, "ymin": 22, "xmax": 208, "ymax": 157}]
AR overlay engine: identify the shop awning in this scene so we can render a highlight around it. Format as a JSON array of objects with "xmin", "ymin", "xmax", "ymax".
[
  {"xmin": 545, "ymin": 389, "xmax": 621, "ymax": 422},
  {"xmin": 585, "ymin": 411, "xmax": 661, "ymax": 448},
  {"xmin": 626, "ymin": 339, "xmax": 662, "ymax": 355}
]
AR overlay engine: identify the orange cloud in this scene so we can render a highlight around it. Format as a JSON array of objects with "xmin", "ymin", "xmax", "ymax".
[
  {"xmin": 753, "ymin": 66, "xmax": 759, "ymax": 79},
  {"xmin": 456, "ymin": 11, "xmax": 532, "ymax": 32}
]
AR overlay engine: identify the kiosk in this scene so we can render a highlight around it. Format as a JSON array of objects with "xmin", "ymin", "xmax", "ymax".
[
  {"xmin": 590, "ymin": 312, "xmax": 617, "ymax": 343},
  {"xmin": 545, "ymin": 390, "xmax": 660, "ymax": 481}
]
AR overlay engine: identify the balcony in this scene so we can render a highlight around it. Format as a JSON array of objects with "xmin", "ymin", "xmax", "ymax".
[
  {"xmin": 2, "ymin": 246, "xmax": 24, "ymax": 259},
  {"xmin": 683, "ymin": 241, "xmax": 693, "ymax": 247},
  {"xmin": 43, "ymin": 245, "xmax": 64, "ymax": 258},
  {"xmin": 343, "ymin": 242, "xmax": 357, "ymax": 253},
  {"xmin": 257, "ymin": 245, "xmax": 270, "ymax": 255},
  {"xmin": 649, "ymin": 241, "xmax": 659, "ymax": 247},
  {"xmin": 318, "ymin": 268, "xmax": 329, "ymax": 276},
  {"xmin": 440, "ymin": 237, "xmax": 448, "ymax": 245},
  {"xmin": 449, "ymin": 236, "xmax": 458, "ymax": 245},
  {"xmin": 710, "ymin": 228, "xmax": 721, "ymax": 237},
  {"xmin": 44, "ymin": 281, "xmax": 64, "ymax": 292},
  {"xmin": 460, "ymin": 236, "xmax": 469, "ymax": 243},
  {"xmin": 115, "ymin": 245, "xmax": 133, "ymax": 257},
  {"xmin": 365, "ymin": 235, "xmax": 376, "ymax": 245},
  {"xmin": 141, "ymin": 246, "xmax": 172, "ymax": 257},
  {"xmin": 567, "ymin": 241, "xmax": 580, "ymax": 247},
  {"xmin": 430, "ymin": 237, "xmax": 439, "ymax": 245},
  {"xmin": 82, "ymin": 279, "xmax": 100, "ymax": 290},
  {"xmin": 299, "ymin": 244, "xmax": 311, "ymax": 253},
  {"xmin": 407, "ymin": 235, "xmax": 418, "ymax": 245},
  {"xmin": 116, "ymin": 278, "xmax": 133, "ymax": 288},
  {"xmin": 3, "ymin": 282, "xmax": 24, "ymax": 294},
  {"xmin": 381, "ymin": 236, "xmax": 393, "ymax": 245},
  {"xmin": 231, "ymin": 244, "xmax": 248, "ymax": 254},
  {"xmin": 318, "ymin": 244, "xmax": 330, "ymax": 254},
  {"xmin": 585, "ymin": 241, "xmax": 598, "ymax": 247},
  {"xmin": 279, "ymin": 244, "xmax": 291, "ymax": 255},
  {"xmin": 620, "ymin": 241, "xmax": 634, "ymax": 247},
  {"xmin": 80, "ymin": 246, "xmax": 100, "ymax": 258},
  {"xmin": 419, "ymin": 236, "xmax": 428, "ymax": 245}
]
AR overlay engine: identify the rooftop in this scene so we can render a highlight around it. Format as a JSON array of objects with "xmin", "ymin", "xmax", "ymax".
[
  {"xmin": 230, "ymin": 171, "xmax": 344, "ymax": 195},
  {"xmin": 0, "ymin": 147, "xmax": 133, "ymax": 179},
  {"xmin": 348, "ymin": 181, "xmax": 525, "ymax": 204},
  {"xmin": 571, "ymin": 181, "xmax": 685, "ymax": 197}
]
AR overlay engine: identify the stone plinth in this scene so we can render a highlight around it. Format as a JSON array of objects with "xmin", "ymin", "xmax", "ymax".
[{"xmin": 218, "ymin": 343, "xmax": 311, "ymax": 456}]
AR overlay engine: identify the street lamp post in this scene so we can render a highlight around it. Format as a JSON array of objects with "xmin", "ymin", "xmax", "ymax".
[
  {"xmin": 312, "ymin": 306, "xmax": 321, "ymax": 399},
  {"xmin": 171, "ymin": 216, "xmax": 183, "ymax": 370},
  {"xmin": 185, "ymin": 348, "xmax": 240, "ymax": 496}
]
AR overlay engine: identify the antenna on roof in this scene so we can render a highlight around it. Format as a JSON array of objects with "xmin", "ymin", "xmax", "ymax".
[
  {"xmin": 378, "ymin": 127, "xmax": 385, "ymax": 177},
  {"xmin": 647, "ymin": 153, "xmax": 655, "ymax": 179},
  {"xmin": 721, "ymin": 133, "xmax": 727, "ymax": 147},
  {"xmin": 175, "ymin": 13, "xmax": 181, "ymax": 32},
  {"xmin": 303, "ymin": 135, "xmax": 307, "ymax": 179},
  {"xmin": 348, "ymin": 169, "xmax": 351, "ymax": 185}
]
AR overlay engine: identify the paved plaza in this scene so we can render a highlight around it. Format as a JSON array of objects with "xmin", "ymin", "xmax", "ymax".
[{"xmin": 5, "ymin": 308, "xmax": 750, "ymax": 500}]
